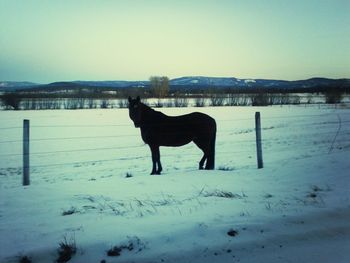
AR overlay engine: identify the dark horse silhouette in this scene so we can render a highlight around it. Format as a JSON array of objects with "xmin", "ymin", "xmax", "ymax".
[{"xmin": 128, "ymin": 96, "xmax": 216, "ymax": 174}]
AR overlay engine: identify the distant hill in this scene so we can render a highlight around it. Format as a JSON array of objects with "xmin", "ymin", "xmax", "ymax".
[
  {"xmin": 169, "ymin": 76, "xmax": 350, "ymax": 91},
  {"xmin": 1, "ymin": 77, "xmax": 349, "ymax": 92},
  {"xmin": 0, "ymin": 81, "xmax": 41, "ymax": 90},
  {"xmin": 74, "ymin": 80, "xmax": 148, "ymax": 88}
]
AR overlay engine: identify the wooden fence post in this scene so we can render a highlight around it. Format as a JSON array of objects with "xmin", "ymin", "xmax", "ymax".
[
  {"xmin": 255, "ymin": 112, "xmax": 263, "ymax": 169},
  {"xmin": 23, "ymin": 119, "xmax": 30, "ymax": 186}
]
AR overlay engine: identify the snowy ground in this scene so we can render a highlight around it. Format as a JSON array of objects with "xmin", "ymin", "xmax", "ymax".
[{"xmin": 0, "ymin": 104, "xmax": 349, "ymax": 263}]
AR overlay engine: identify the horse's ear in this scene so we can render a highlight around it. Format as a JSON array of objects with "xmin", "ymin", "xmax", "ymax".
[
  {"xmin": 128, "ymin": 96, "xmax": 132, "ymax": 103},
  {"xmin": 136, "ymin": 96, "xmax": 140, "ymax": 102}
]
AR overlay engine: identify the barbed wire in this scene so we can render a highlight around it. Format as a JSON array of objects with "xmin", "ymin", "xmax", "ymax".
[
  {"xmin": 29, "ymin": 155, "xmax": 147, "ymax": 169},
  {"xmin": 1, "ymin": 136, "xmax": 349, "ymax": 161},
  {"xmin": 0, "ymin": 118, "xmax": 349, "ymax": 145},
  {"xmin": 0, "ymin": 126, "xmax": 348, "ymax": 158},
  {"xmin": 1, "ymin": 111, "xmax": 348, "ymax": 131},
  {"xmin": 1, "ymin": 125, "xmax": 348, "ymax": 145},
  {"xmin": 2, "ymin": 144, "xmax": 349, "ymax": 171},
  {"xmin": 0, "ymin": 111, "xmax": 349, "ymax": 171},
  {"xmin": 0, "ymin": 144, "xmax": 146, "ymax": 157}
]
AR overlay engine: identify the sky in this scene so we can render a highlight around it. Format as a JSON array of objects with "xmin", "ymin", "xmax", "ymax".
[{"xmin": 0, "ymin": 0, "xmax": 349, "ymax": 83}]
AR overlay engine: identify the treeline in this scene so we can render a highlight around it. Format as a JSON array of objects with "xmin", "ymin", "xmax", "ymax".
[
  {"xmin": 171, "ymin": 84, "xmax": 350, "ymax": 95},
  {"xmin": 0, "ymin": 93, "xmax": 130, "ymax": 110},
  {"xmin": 0, "ymin": 89, "xmax": 346, "ymax": 110},
  {"xmin": 1, "ymin": 74, "xmax": 348, "ymax": 110}
]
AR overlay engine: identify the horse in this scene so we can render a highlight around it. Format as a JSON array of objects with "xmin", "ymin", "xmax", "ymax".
[{"xmin": 128, "ymin": 96, "xmax": 216, "ymax": 175}]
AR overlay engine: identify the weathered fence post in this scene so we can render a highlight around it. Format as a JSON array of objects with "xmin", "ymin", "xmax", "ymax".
[
  {"xmin": 23, "ymin": 119, "xmax": 30, "ymax": 185},
  {"xmin": 255, "ymin": 112, "xmax": 263, "ymax": 169}
]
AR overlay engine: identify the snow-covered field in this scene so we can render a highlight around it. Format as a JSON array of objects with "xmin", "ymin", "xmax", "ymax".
[{"xmin": 0, "ymin": 104, "xmax": 349, "ymax": 263}]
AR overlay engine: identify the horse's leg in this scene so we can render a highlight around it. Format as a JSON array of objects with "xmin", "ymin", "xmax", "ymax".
[
  {"xmin": 157, "ymin": 153, "xmax": 162, "ymax": 175},
  {"xmin": 150, "ymin": 145, "xmax": 157, "ymax": 175},
  {"xmin": 205, "ymin": 134, "xmax": 216, "ymax": 170},
  {"xmin": 194, "ymin": 138, "xmax": 215, "ymax": 170},
  {"xmin": 199, "ymin": 154, "xmax": 206, "ymax": 170},
  {"xmin": 150, "ymin": 145, "xmax": 162, "ymax": 175},
  {"xmin": 155, "ymin": 146, "xmax": 162, "ymax": 174},
  {"xmin": 193, "ymin": 139, "xmax": 208, "ymax": 170},
  {"xmin": 205, "ymin": 154, "xmax": 213, "ymax": 169}
]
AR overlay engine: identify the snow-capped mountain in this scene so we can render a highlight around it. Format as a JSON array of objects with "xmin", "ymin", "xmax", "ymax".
[{"xmin": 169, "ymin": 76, "xmax": 242, "ymax": 86}]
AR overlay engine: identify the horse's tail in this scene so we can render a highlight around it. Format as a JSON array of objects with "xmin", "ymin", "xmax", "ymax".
[{"xmin": 207, "ymin": 122, "xmax": 216, "ymax": 170}]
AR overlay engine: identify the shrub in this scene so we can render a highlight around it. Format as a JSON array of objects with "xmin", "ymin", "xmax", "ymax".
[
  {"xmin": 290, "ymin": 95, "xmax": 301, "ymax": 104},
  {"xmin": 56, "ymin": 235, "xmax": 77, "ymax": 263},
  {"xmin": 227, "ymin": 229, "xmax": 239, "ymax": 237},
  {"xmin": 174, "ymin": 97, "xmax": 188, "ymax": 107},
  {"xmin": 107, "ymin": 236, "xmax": 145, "ymax": 257},
  {"xmin": 88, "ymin": 98, "xmax": 97, "ymax": 109},
  {"xmin": 62, "ymin": 207, "xmax": 78, "ymax": 216},
  {"xmin": 118, "ymin": 98, "xmax": 128, "ymax": 108},
  {"xmin": 1, "ymin": 92, "xmax": 22, "ymax": 110},
  {"xmin": 227, "ymin": 93, "xmax": 240, "ymax": 106},
  {"xmin": 268, "ymin": 93, "xmax": 300, "ymax": 105},
  {"xmin": 165, "ymin": 99, "xmax": 174, "ymax": 107},
  {"xmin": 306, "ymin": 93, "xmax": 314, "ymax": 104},
  {"xmin": 125, "ymin": 172, "xmax": 133, "ymax": 178},
  {"xmin": 324, "ymin": 90, "xmax": 343, "ymax": 104},
  {"xmin": 210, "ymin": 94, "xmax": 226, "ymax": 106},
  {"xmin": 237, "ymin": 94, "xmax": 250, "ymax": 106},
  {"xmin": 250, "ymin": 92, "xmax": 270, "ymax": 106},
  {"xmin": 154, "ymin": 99, "xmax": 164, "ymax": 108},
  {"xmin": 100, "ymin": 99, "xmax": 110, "ymax": 109},
  {"xmin": 218, "ymin": 166, "xmax": 235, "ymax": 171},
  {"xmin": 19, "ymin": 256, "xmax": 32, "ymax": 263},
  {"xmin": 194, "ymin": 97, "xmax": 206, "ymax": 107},
  {"xmin": 201, "ymin": 189, "xmax": 244, "ymax": 199}
]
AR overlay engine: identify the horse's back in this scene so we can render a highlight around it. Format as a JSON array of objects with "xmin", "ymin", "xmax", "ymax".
[
  {"xmin": 184, "ymin": 112, "xmax": 215, "ymax": 128},
  {"xmin": 166, "ymin": 112, "xmax": 216, "ymax": 139}
]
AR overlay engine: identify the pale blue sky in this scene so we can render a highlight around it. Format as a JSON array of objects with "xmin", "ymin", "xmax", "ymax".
[{"xmin": 0, "ymin": 0, "xmax": 349, "ymax": 83}]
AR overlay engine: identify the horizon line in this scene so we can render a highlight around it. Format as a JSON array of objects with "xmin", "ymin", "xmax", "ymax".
[{"xmin": 2, "ymin": 75, "xmax": 350, "ymax": 85}]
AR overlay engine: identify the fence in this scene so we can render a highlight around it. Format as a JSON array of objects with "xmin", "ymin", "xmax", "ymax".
[{"xmin": 0, "ymin": 110, "xmax": 349, "ymax": 186}]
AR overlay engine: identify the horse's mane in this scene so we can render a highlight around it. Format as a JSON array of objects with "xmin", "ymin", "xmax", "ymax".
[
  {"xmin": 139, "ymin": 102, "xmax": 153, "ymax": 112},
  {"xmin": 140, "ymin": 102, "xmax": 166, "ymax": 123}
]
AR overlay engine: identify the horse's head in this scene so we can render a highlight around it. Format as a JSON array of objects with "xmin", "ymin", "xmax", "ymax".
[{"xmin": 128, "ymin": 96, "xmax": 142, "ymax": 128}]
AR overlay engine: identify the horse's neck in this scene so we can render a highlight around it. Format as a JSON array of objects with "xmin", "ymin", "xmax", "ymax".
[{"xmin": 140, "ymin": 104, "xmax": 165, "ymax": 126}]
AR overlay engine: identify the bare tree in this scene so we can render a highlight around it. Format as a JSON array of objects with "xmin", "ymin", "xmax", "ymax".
[{"xmin": 150, "ymin": 76, "xmax": 169, "ymax": 98}]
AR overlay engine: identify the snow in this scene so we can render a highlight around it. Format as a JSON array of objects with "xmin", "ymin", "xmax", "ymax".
[{"xmin": 1, "ymin": 105, "xmax": 350, "ymax": 263}]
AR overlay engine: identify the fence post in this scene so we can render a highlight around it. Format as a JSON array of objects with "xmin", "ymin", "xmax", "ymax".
[
  {"xmin": 255, "ymin": 112, "xmax": 263, "ymax": 169},
  {"xmin": 23, "ymin": 119, "xmax": 30, "ymax": 186}
]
